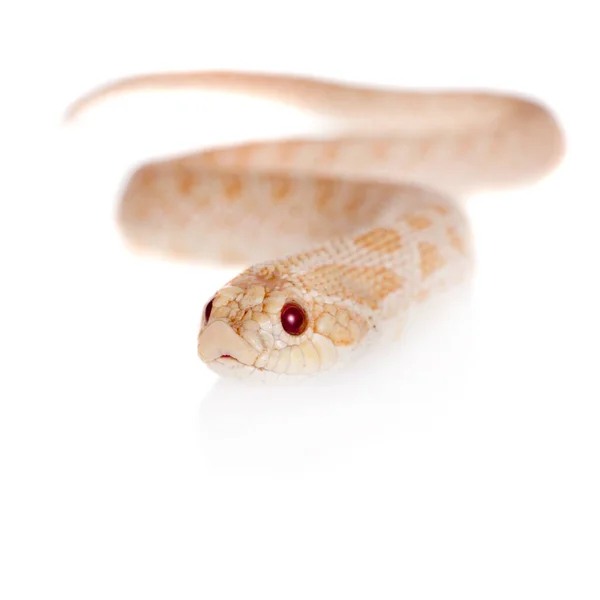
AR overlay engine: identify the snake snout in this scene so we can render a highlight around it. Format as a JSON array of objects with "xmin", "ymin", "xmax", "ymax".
[{"xmin": 197, "ymin": 320, "xmax": 259, "ymax": 366}]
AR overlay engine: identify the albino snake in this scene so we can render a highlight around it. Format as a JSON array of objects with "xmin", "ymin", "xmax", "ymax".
[{"xmin": 67, "ymin": 71, "xmax": 564, "ymax": 381}]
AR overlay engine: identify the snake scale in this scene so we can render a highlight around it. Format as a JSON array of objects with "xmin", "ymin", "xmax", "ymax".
[{"xmin": 67, "ymin": 71, "xmax": 564, "ymax": 381}]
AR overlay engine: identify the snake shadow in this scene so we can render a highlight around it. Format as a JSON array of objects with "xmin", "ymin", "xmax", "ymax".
[{"xmin": 197, "ymin": 284, "xmax": 475, "ymax": 474}]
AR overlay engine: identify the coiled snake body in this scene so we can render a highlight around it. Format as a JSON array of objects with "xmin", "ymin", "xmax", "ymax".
[{"xmin": 68, "ymin": 72, "xmax": 564, "ymax": 380}]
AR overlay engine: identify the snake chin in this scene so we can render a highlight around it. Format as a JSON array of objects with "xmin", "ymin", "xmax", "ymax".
[{"xmin": 206, "ymin": 356, "xmax": 282, "ymax": 383}]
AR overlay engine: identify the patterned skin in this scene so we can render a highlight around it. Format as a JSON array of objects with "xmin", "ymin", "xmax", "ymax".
[{"xmin": 67, "ymin": 71, "xmax": 564, "ymax": 380}]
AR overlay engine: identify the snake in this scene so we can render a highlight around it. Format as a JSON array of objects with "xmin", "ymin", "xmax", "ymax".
[{"xmin": 67, "ymin": 71, "xmax": 564, "ymax": 381}]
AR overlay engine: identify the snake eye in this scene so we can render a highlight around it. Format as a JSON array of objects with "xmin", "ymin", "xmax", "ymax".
[
  {"xmin": 281, "ymin": 302, "xmax": 307, "ymax": 336},
  {"xmin": 204, "ymin": 298, "xmax": 214, "ymax": 323}
]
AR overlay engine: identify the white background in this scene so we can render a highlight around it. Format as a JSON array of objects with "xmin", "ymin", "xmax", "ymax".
[{"xmin": 1, "ymin": 1, "xmax": 599, "ymax": 598}]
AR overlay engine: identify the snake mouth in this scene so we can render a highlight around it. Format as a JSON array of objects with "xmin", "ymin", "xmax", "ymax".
[
  {"xmin": 215, "ymin": 354, "xmax": 271, "ymax": 374},
  {"xmin": 215, "ymin": 355, "xmax": 269, "ymax": 373},
  {"xmin": 216, "ymin": 354, "xmax": 240, "ymax": 365}
]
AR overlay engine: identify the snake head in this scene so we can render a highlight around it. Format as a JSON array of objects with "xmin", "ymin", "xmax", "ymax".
[{"xmin": 197, "ymin": 265, "xmax": 370, "ymax": 380}]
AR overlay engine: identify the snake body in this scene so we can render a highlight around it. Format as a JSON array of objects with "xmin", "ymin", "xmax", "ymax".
[{"xmin": 68, "ymin": 71, "xmax": 564, "ymax": 380}]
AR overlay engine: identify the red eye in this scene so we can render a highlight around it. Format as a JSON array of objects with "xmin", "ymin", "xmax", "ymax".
[
  {"xmin": 204, "ymin": 298, "xmax": 214, "ymax": 323},
  {"xmin": 281, "ymin": 302, "xmax": 307, "ymax": 336}
]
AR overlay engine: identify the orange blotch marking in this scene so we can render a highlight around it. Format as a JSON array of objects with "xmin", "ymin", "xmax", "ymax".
[
  {"xmin": 298, "ymin": 264, "xmax": 403, "ymax": 309},
  {"xmin": 131, "ymin": 165, "xmax": 156, "ymax": 190},
  {"xmin": 223, "ymin": 174, "xmax": 243, "ymax": 200},
  {"xmin": 354, "ymin": 228, "xmax": 403, "ymax": 254},
  {"xmin": 447, "ymin": 227, "xmax": 466, "ymax": 254},
  {"xmin": 271, "ymin": 176, "xmax": 293, "ymax": 202},
  {"xmin": 346, "ymin": 186, "xmax": 366, "ymax": 215},
  {"xmin": 404, "ymin": 213, "xmax": 433, "ymax": 231},
  {"xmin": 419, "ymin": 242, "xmax": 446, "ymax": 279},
  {"xmin": 176, "ymin": 166, "xmax": 195, "ymax": 195},
  {"xmin": 431, "ymin": 204, "xmax": 450, "ymax": 215},
  {"xmin": 314, "ymin": 180, "xmax": 337, "ymax": 210}
]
